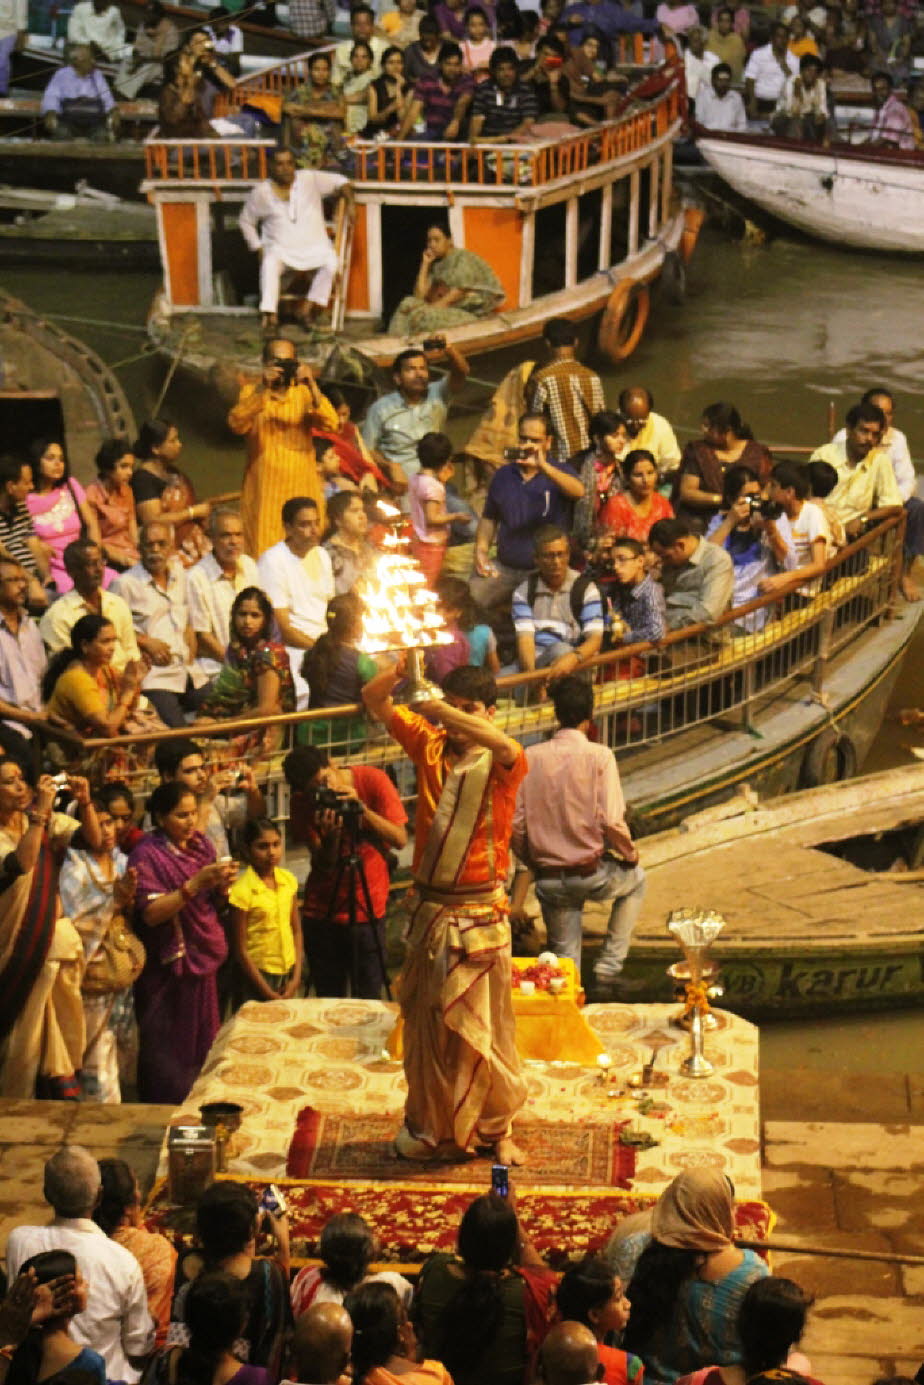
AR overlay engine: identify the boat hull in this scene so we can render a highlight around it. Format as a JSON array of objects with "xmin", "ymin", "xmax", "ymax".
[{"xmin": 696, "ymin": 133, "xmax": 924, "ymax": 253}]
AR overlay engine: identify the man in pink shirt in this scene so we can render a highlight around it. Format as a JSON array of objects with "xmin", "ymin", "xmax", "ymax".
[{"xmin": 510, "ymin": 676, "xmax": 645, "ymax": 998}]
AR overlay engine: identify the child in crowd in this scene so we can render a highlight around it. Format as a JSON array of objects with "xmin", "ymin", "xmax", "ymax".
[
  {"xmin": 229, "ymin": 817, "xmax": 301, "ymax": 1002},
  {"xmin": 9, "ymin": 1251, "xmax": 106, "ymax": 1385},
  {"xmin": 436, "ymin": 574, "xmax": 500, "ymax": 671},
  {"xmin": 343, "ymin": 42, "xmax": 377, "ymax": 133},
  {"xmin": 556, "ymin": 1255, "xmax": 642, "ymax": 1385},
  {"xmin": 462, "ymin": 6, "xmax": 496, "ymax": 80},
  {"xmin": 610, "ymin": 536, "xmax": 667, "ymax": 650},
  {"xmin": 318, "ymin": 438, "xmax": 355, "ymax": 500},
  {"xmin": 407, "ymin": 432, "xmax": 469, "ymax": 586},
  {"xmin": 85, "ymin": 439, "xmax": 139, "ymax": 571},
  {"xmin": 60, "ymin": 801, "xmax": 140, "ymax": 1103},
  {"xmin": 291, "ymin": 1212, "xmax": 413, "ymax": 1317},
  {"xmin": 299, "ymin": 592, "xmax": 377, "ymax": 749},
  {"xmin": 806, "ymin": 458, "xmax": 847, "ymax": 548}
]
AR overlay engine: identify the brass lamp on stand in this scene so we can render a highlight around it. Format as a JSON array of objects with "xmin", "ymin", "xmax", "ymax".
[{"xmin": 666, "ymin": 909, "xmax": 726, "ymax": 1078}]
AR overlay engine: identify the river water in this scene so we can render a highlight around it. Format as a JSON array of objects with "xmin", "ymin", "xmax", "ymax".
[{"xmin": 4, "ymin": 226, "xmax": 923, "ymax": 1070}]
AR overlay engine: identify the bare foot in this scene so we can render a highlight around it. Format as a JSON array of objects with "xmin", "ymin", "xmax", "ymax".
[
  {"xmin": 261, "ymin": 312, "xmax": 278, "ymax": 335},
  {"xmin": 901, "ymin": 573, "xmax": 922, "ymax": 602},
  {"xmin": 495, "ymin": 1135, "xmax": 526, "ymax": 1166}
]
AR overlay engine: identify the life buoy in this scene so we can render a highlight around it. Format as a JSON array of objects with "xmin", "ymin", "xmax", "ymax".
[
  {"xmin": 800, "ymin": 729, "xmax": 857, "ymax": 789},
  {"xmin": 680, "ymin": 205, "xmax": 706, "ymax": 265},
  {"xmin": 598, "ymin": 280, "xmax": 650, "ymax": 364}
]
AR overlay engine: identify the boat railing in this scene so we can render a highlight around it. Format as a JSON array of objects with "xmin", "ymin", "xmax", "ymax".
[
  {"xmin": 143, "ymin": 76, "xmax": 681, "ymax": 189},
  {"xmin": 34, "ymin": 513, "xmax": 905, "ymax": 828},
  {"xmin": 143, "ymin": 136, "xmax": 277, "ymax": 184}
]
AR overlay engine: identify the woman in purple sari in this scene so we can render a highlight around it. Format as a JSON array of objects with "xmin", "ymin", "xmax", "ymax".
[{"xmin": 129, "ymin": 781, "xmax": 236, "ymax": 1103}]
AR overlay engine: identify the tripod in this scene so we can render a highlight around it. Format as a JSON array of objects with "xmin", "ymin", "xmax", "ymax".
[{"xmin": 320, "ymin": 801, "xmax": 393, "ymax": 1002}]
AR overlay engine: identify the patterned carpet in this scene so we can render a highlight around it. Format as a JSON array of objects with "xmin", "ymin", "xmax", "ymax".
[{"xmin": 285, "ymin": 1110, "xmax": 637, "ymax": 1187}]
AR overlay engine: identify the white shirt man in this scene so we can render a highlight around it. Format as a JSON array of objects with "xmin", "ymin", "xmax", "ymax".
[
  {"xmin": 744, "ymin": 39, "xmax": 798, "ymax": 105},
  {"xmin": 111, "ymin": 523, "xmax": 206, "ymax": 724},
  {"xmin": 696, "ymin": 69, "xmax": 748, "ymax": 131},
  {"xmin": 187, "ymin": 509, "xmax": 259, "ymax": 678},
  {"xmin": 67, "ymin": 0, "xmax": 127, "ymax": 58},
  {"xmin": 240, "ymin": 148, "xmax": 350, "ymax": 326},
  {"xmin": 257, "ymin": 499, "xmax": 334, "ymax": 708},
  {"xmin": 684, "ymin": 44, "xmax": 718, "ymax": 101},
  {"xmin": 40, "ymin": 541, "xmax": 140, "ymax": 673},
  {"xmin": 6, "ymin": 1148, "xmax": 153, "ymax": 1383}
]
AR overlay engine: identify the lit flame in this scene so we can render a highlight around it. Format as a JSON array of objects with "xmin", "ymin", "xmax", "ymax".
[{"xmin": 358, "ymin": 527, "xmax": 451, "ymax": 656}]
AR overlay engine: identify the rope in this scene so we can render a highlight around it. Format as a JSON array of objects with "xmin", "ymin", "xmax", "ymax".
[{"xmin": 151, "ymin": 318, "xmax": 195, "ymax": 416}]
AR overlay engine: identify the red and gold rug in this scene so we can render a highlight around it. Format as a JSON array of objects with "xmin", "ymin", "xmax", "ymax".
[
  {"xmin": 285, "ymin": 1109, "xmax": 637, "ymax": 1187},
  {"xmin": 146, "ymin": 1174, "xmax": 773, "ymax": 1268}
]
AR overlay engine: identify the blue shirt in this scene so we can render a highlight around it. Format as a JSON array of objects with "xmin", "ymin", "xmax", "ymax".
[
  {"xmin": 41, "ymin": 65, "xmax": 116, "ymax": 114},
  {"xmin": 361, "ymin": 378, "xmax": 450, "ymax": 481},
  {"xmin": 610, "ymin": 572, "xmax": 666, "ymax": 646},
  {"xmin": 564, "ymin": 0, "xmax": 658, "ymax": 42},
  {"xmin": 483, "ymin": 461, "xmax": 580, "ymax": 570}
]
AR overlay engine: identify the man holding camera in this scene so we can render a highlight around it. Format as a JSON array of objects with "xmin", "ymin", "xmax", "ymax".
[
  {"xmin": 240, "ymin": 146, "xmax": 354, "ymax": 336},
  {"xmin": 283, "ymin": 746, "xmax": 407, "ymax": 999},
  {"xmin": 470, "ymin": 411, "xmax": 583, "ymax": 626},
  {"xmin": 229, "ymin": 336, "xmax": 340, "ymax": 557}
]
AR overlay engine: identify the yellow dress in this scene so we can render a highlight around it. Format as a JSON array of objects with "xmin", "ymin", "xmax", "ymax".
[{"xmin": 228, "ymin": 381, "xmax": 339, "ymax": 557}]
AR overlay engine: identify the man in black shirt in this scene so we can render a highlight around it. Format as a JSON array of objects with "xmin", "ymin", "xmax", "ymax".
[{"xmin": 469, "ymin": 45, "xmax": 539, "ymax": 142}]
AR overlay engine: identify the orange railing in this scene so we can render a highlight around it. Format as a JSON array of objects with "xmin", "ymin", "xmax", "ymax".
[
  {"xmin": 145, "ymin": 74, "xmax": 681, "ymax": 187},
  {"xmin": 143, "ymin": 137, "xmax": 275, "ymax": 182}
]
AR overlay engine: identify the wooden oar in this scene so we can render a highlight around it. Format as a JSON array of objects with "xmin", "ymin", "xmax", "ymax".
[{"xmin": 737, "ymin": 1237, "xmax": 924, "ymax": 1266}]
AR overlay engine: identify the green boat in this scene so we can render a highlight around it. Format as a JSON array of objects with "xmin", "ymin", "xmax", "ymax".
[{"xmin": 615, "ymin": 762, "xmax": 924, "ymax": 1018}]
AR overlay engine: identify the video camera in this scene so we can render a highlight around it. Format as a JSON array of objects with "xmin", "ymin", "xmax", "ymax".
[{"xmin": 314, "ymin": 784, "xmax": 364, "ymax": 822}]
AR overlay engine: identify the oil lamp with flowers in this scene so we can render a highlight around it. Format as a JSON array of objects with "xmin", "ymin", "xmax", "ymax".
[{"xmin": 358, "ymin": 502, "xmax": 454, "ymax": 702}]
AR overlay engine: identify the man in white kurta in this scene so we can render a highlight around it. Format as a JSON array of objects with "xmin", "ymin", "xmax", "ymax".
[{"xmin": 239, "ymin": 147, "xmax": 353, "ymax": 330}]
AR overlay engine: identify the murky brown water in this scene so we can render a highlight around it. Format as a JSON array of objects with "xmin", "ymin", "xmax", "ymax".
[{"xmin": 5, "ymin": 228, "xmax": 923, "ymax": 1069}]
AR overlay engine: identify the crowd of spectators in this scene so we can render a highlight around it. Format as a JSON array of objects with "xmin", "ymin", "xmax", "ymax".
[
  {"xmin": 0, "ymin": 312, "xmax": 916, "ymax": 1107},
  {"xmin": 0, "ymin": 1150, "xmax": 893, "ymax": 1385}
]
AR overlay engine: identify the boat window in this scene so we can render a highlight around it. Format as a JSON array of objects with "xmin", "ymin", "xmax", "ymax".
[
  {"xmin": 577, "ymin": 189, "xmax": 602, "ymax": 283},
  {"xmin": 532, "ymin": 203, "xmax": 567, "ymax": 299},
  {"xmin": 380, "ymin": 205, "xmax": 450, "ymax": 328}
]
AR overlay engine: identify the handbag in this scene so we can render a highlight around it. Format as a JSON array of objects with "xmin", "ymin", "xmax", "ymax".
[{"xmin": 81, "ymin": 911, "xmax": 146, "ymax": 996}]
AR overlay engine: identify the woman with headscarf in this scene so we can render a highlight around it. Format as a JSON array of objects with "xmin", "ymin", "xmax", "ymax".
[{"xmin": 621, "ymin": 1169, "xmax": 768, "ymax": 1385}]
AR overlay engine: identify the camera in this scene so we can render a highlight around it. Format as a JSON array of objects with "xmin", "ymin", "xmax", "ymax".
[
  {"xmin": 747, "ymin": 495, "xmax": 783, "ymax": 521},
  {"xmin": 272, "ymin": 356, "xmax": 298, "ymax": 387},
  {"xmin": 503, "ymin": 446, "xmax": 532, "ymax": 462},
  {"xmin": 421, "ymin": 336, "xmax": 444, "ymax": 352},
  {"xmin": 314, "ymin": 784, "xmax": 364, "ymax": 821}
]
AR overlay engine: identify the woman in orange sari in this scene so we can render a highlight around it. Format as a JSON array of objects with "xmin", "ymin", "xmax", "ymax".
[{"xmin": 95, "ymin": 1158, "xmax": 177, "ymax": 1346}]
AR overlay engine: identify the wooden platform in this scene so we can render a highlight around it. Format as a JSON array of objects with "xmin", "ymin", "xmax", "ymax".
[{"xmin": 157, "ymin": 998, "xmax": 762, "ymax": 1198}]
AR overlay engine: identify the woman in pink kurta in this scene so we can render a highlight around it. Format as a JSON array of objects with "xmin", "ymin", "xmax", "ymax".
[{"xmin": 27, "ymin": 439, "xmax": 111, "ymax": 592}]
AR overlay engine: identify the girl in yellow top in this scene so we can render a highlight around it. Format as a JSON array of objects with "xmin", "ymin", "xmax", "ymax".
[{"xmin": 229, "ymin": 818, "xmax": 302, "ymax": 1001}]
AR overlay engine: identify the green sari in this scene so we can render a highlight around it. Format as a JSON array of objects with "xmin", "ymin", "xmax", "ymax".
[{"xmin": 388, "ymin": 247, "xmax": 504, "ymax": 337}]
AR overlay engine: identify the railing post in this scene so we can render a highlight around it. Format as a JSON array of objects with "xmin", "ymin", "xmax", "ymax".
[{"xmin": 811, "ymin": 608, "xmax": 836, "ymax": 696}]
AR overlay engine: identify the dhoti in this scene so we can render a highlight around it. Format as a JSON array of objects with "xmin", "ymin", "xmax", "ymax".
[
  {"xmin": 400, "ymin": 884, "xmax": 526, "ymax": 1151},
  {"xmin": 260, "ymin": 241, "xmax": 340, "ymax": 314}
]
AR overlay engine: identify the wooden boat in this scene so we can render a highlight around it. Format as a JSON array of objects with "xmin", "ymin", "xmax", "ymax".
[
  {"xmin": 0, "ymin": 290, "xmax": 136, "ymax": 478},
  {"xmin": 0, "ymin": 93, "xmax": 155, "ymax": 199},
  {"xmin": 695, "ymin": 129, "xmax": 924, "ymax": 253},
  {"xmin": 0, "ymin": 183, "xmax": 157, "ymax": 264},
  {"xmin": 615, "ymin": 762, "xmax": 924, "ymax": 1018},
  {"xmin": 141, "ymin": 42, "xmax": 698, "ymax": 380}
]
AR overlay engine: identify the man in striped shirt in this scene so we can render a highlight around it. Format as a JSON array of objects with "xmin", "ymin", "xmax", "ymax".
[
  {"xmin": 0, "ymin": 454, "xmax": 49, "ymax": 610},
  {"xmin": 510, "ymin": 523, "xmax": 604, "ymax": 683}
]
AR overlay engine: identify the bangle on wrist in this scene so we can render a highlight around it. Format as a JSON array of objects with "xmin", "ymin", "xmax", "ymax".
[
  {"xmin": 27, "ymin": 809, "xmax": 50, "ymax": 825},
  {"xmin": 180, "ymin": 880, "xmax": 194, "ymax": 904}
]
